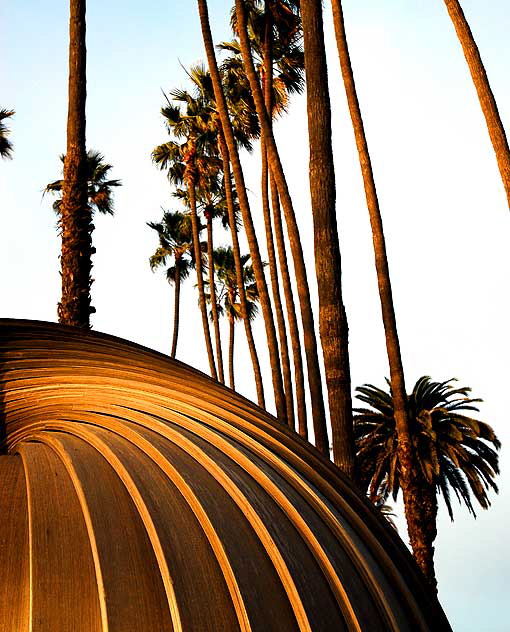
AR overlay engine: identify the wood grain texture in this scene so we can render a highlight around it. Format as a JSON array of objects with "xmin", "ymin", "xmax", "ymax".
[
  {"xmin": 20, "ymin": 442, "xmax": 102, "ymax": 632},
  {"xmin": 0, "ymin": 319, "xmax": 452, "ymax": 631},
  {"xmin": 0, "ymin": 456, "xmax": 29, "ymax": 632}
]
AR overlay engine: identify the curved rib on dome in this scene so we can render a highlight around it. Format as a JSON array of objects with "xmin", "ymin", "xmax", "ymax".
[{"xmin": 0, "ymin": 319, "xmax": 451, "ymax": 632}]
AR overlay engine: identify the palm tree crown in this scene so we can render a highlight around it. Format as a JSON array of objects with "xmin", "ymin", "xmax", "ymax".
[
  {"xmin": 354, "ymin": 376, "xmax": 500, "ymax": 519},
  {"xmin": 0, "ymin": 108, "xmax": 15, "ymax": 159},
  {"xmin": 148, "ymin": 210, "xmax": 197, "ymax": 283},
  {"xmin": 224, "ymin": 0, "xmax": 304, "ymax": 118},
  {"xmin": 212, "ymin": 245, "xmax": 259, "ymax": 323},
  {"xmin": 45, "ymin": 149, "xmax": 121, "ymax": 215}
]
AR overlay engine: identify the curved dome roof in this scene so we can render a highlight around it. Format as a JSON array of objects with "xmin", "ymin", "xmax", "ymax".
[{"xmin": 0, "ymin": 320, "xmax": 450, "ymax": 631}]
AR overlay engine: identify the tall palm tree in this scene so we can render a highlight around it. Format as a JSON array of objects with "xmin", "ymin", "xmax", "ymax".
[
  {"xmin": 59, "ymin": 0, "xmax": 90, "ymax": 328},
  {"xmin": 329, "ymin": 0, "xmax": 429, "ymax": 584},
  {"xmin": 153, "ymin": 98, "xmax": 218, "ymax": 380},
  {"xmin": 443, "ymin": 0, "xmax": 510, "ymax": 208},
  {"xmin": 262, "ymin": 0, "xmax": 306, "ymax": 435},
  {"xmin": 0, "ymin": 109, "xmax": 15, "ymax": 159},
  {"xmin": 293, "ymin": 0, "xmax": 353, "ymax": 470},
  {"xmin": 45, "ymin": 149, "xmax": 121, "ymax": 216},
  {"xmin": 223, "ymin": 0, "xmax": 305, "ymax": 432},
  {"xmin": 197, "ymin": 0, "xmax": 287, "ymax": 422},
  {"xmin": 231, "ymin": 0, "xmax": 329, "ymax": 448},
  {"xmin": 185, "ymin": 63, "xmax": 266, "ymax": 408},
  {"xmin": 148, "ymin": 210, "xmax": 197, "ymax": 358},
  {"xmin": 354, "ymin": 376, "xmax": 500, "ymax": 589},
  {"xmin": 212, "ymin": 246, "xmax": 259, "ymax": 390}
]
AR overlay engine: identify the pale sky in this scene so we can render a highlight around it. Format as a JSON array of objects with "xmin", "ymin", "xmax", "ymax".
[{"xmin": 2, "ymin": 1, "xmax": 509, "ymax": 630}]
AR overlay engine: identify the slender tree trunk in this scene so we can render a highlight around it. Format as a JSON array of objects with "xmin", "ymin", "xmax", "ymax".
[
  {"xmin": 187, "ymin": 163, "xmax": 218, "ymax": 380},
  {"xmin": 171, "ymin": 262, "xmax": 181, "ymax": 358},
  {"xmin": 59, "ymin": 0, "xmax": 92, "ymax": 328},
  {"xmin": 261, "ymin": 142, "xmax": 294, "ymax": 429},
  {"xmin": 330, "ymin": 0, "xmax": 435, "ymax": 585},
  {"xmin": 197, "ymin": 0, "xmax": 286, "ymax": 421},
  {"xmin": 295, "ymin": 0, "xmax": 354, "ymax": 471},
  {"xmin": 270, "ymin": 177, "xmax": 308, "ymax": 438},
  {"xmin": 228, "ymin": 316, "xmax": 235, "ymax": 390},
  {"xmin": 233, "ymin": 0, "xmax": 328, "ymax": 450},
  {"xmin": 218, "ymin": 130, "xmax": 265, "ymax": 407},
  {"xmin": 421, "ymin": 482, "xmax": 438, "ymax": 558},
  {"xmin": 206, "ymin": 212, "xmax": 224, "ymax": 383},
  {"xmin": 444, "ymin": 0, "xmax": 510, "ymax": 208},
  {"xmin": 261, "ymin": 6, "xmax": 295, "ymax": 430}
]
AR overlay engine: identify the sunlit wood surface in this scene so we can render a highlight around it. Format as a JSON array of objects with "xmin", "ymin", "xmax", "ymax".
[{"xmin": 0, "ymin": 320, "xmax": 451, "ymax": 631}]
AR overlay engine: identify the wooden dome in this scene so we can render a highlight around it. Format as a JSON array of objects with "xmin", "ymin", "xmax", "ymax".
[{"xmin": 0, "ymin": 320, "xmax": 450, "ymax": 631}]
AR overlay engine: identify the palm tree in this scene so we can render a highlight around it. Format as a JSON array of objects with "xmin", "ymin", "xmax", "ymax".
[
  {"xmin": 153, "ymin": 97, "xmax": 218, "ymax": 380},
  {"xmin": 184, "ymin": 63, "xmax": 266, "ymax": 408},
  {"xmin": 223, "ymin": 0, "xmax": 305, "ymax": 432},
  {"xmin": 354, "ymin": 376, "xmax": 500, "ymax": 589},
  {"xmin": 296, "ymin": 0, "xmax": 353, "ymax": 472},
  {"xmin": 45, "ymin": 149, "xmax": 121, "ymax": 216},
  {"xmin": 443, "ymin": 0, "xmax": 510, "ymax": 208},
  {"xmin": 0, "ymin": 109, "xmax": 15, "ymax": 159},
  {"xmin": 231, "ymin": 0, "xmax": 329, "ymax": 448},
  {"xmin": 196, "ymin": 0, "xmax": 287, "ymax": 422},
  {"xmin": 148, "ymin": 210, "xmax": 197, "ymax": 358},
  {"xmin": 262, "ymin": 0, "xmax": 307, "ymax": 436},
  {"xmin": 172, "ymin": 156, "xmax": 227, "ymax": 384},
  {"xmin": 212, "ymin": 246, "xmax": 259, "ymax": 390},
  {"xmin": 329, "ymin": 0, "xmax": 429, "ymax": 584},
  {"xmin": 59, "ymin": 0, "xmax": 90, "ymax": 328}
]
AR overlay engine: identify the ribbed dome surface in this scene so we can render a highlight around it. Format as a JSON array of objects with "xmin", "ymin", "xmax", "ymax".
[{"xmin": 0, "ymin": 320, "xmax": 450, "ymax": 632}]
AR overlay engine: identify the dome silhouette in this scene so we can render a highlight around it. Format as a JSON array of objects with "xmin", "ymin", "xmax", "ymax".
[{"xmin": 0, "ymin": 320, "xmax": 450, "ymax": 631}]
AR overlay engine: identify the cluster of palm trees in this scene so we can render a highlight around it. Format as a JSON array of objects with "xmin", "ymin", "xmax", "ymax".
[
  {"xmin": 144, "ymin": 0, "xmax": 504, "ymax": 591},
  {"xmin": 5, "ymin": 0, "xmax": 507, "ymax": 595}
]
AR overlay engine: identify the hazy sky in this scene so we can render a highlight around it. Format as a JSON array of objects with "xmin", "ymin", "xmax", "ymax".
[{"xmin": 2, "ymin": 1, "xmax": 509, "ymax": 630}]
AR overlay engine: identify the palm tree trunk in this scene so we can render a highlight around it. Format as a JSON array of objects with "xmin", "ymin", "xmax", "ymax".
[
  {"xmin": 59, "ymin": 0, "xmax": 92, "ymax": 328},
  {"xmin": 197, "ymin": 0, "xmax": 286, "ymax": 421},
  {"xmin": 261, "ymin": 143, "xmax": 294, "ymax": 429},
  {"xmin": 187, "ymin": 171, "xmax": 218, "ymax": 380},
  {"xmin": 228, "ymin": 316, "xmax": 235, "ymax": 390},
  {"xmin": 301, "ymin": 0, "xmax": 355, "ymax": 475},
  {"xmin": 261, "ymin": 7, "xmax": 295, "ymax": 430},
  {"xmin": 171, "ymin": 262, "xmax": 181, "ymax": 358},
  {"xmin": 270, "ymin": 177, "xmax": 308, "ymax": 438},
  {"xmin": 233, "ymin": 0, "xmax": 328, "ymax": 451},
  {"xmin": 218, "ymin": 130, "xmax": 265, "ymax": 407},
  {"xmin": 207, "ymin": 213, "xmax": 224, "ymax": 383},
  {"xmin": 421, "ymin": 482, "xmax": 438, "ymax": 568},
  {"xmin": 330, "ymin": 0, "xmax": 434, "ymax": 585},
  {"xmin": 444, "ymin": 0, "xmax": 510, "ymax": 208}
]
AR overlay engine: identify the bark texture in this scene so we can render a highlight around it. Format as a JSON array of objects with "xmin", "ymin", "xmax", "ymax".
[
  {"xmin": 444, "ymin": 0, "xmax": 510, "ymax": 208},
  {"xmin": 262, "ymin": 142, "xmax": 294, "ymax": 429},
  {"xmin": 207, "ymin": 213, "xmax": 225, "ymax": 383},
  {"xmin": 198, "ymin": 0, "xmax": 286, "ymax": 420},
  {"xmin": 228, "ymin": 315, "xmax": 236, "ymax": 389},
  {"xmin": 331, "ymin": 0, "xmax": 435, "ymax": 585},
  {"xmin": 59, "ymin": 0, "xmax": 92, "ymax": 328},
  {"xmin": 300, "ymin": 0, "xmax": 354, "ymax": 474},
  {"xmin": 261, "ymin": 14, "xmax": 295, "ymax": 429},
  {"xmin": 171, "ymin": 263, "xmax": 181, "ymax": 358},
  {"xmin": 270, "ymin": 178, "xmax": 308, "ymax": 437}
]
